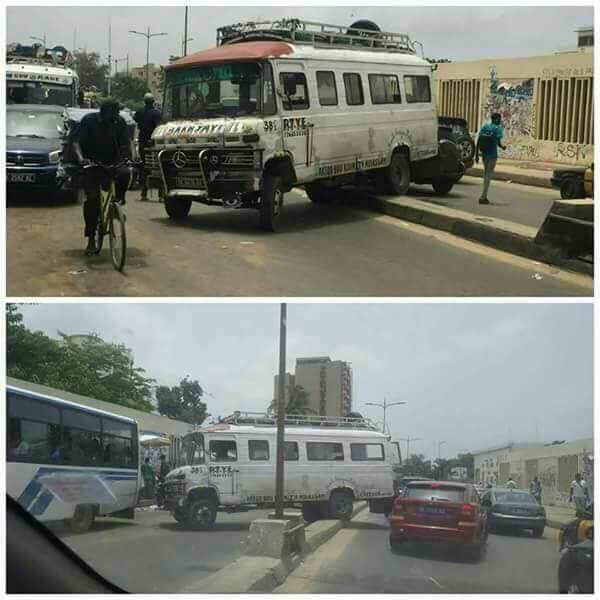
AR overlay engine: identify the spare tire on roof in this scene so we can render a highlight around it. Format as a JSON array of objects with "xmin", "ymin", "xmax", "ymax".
[{"xmin": 348, "ymin": 20, "xmax": 381, "ymax": 35}]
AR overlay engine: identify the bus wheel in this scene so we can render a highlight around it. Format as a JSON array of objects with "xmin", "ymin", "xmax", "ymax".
[
  {"xmin": 187, "ymin": 499, "xmax": 217, "ymax": 530},
  {"xmin": 69, "ymin": 505, "xmax": 95, "ymax": 533},
  {"xmin": 383, "ymin": 152, "xmax": 410, "ymax": 195},
  {"xmin": 328, "ymin": 490, "xmax": 354, "ymax": 521},
  {"xmin": 259, "ymin": 174, "xmax": 284, "ymax": 231}
]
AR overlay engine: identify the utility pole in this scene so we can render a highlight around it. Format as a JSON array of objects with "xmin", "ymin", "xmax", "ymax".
[
  {"xmin": 366, "ymin": 398, "xmax": 406, "ymax": 434},
  {"xmin": 114, "ymin": 56, "xmax": 128, "ymax": 76},
  {"xmin": 183, "ymin": 5, "xmax": 189, "ymax": 55},
  {"xmin": 274, "ymin": 304, "xmax": 287, "ymax": 518},
  {"xmin": 399, "ymin": 436, "xmax": 422, "ymax": 461},
  {"xmin": 107, "ymin": 21, "xmax": 112, "ymax": 96},
  {"xmin": 129, "ymin": 27, "xmax": 168, "ymax": 90},
  {"xmin": 181, "ymin": 35, "xmax": 194, "ymax": 57}
]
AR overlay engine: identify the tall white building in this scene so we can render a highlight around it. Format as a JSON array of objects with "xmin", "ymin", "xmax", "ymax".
[{"xmin": 273, "ymin": 356, "xmax": 353, "ymax": 417}]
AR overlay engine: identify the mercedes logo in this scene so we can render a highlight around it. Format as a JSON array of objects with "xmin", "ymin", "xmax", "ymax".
[{"xmin": 172, "ymin": 151, "xmax": 187, "ymax": 169}]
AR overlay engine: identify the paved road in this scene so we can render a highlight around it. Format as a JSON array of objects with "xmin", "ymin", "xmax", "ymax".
[
  {"xmin": 53, "ymin": 507, "xmax": 271, "ymax": 593},
  {"xmin": 276, "ymin": 511, "xmax": 561, "ymax": 594},
  {"xmin": 7, "ymin": 183, "xmax": 590, "ymax": 296}
]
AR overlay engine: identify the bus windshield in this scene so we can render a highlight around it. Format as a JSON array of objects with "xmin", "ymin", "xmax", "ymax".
[
  {"xmin": 163, "ymin": 61, "xmax": 276, "ymax": 121},
  {"xmin": 181, "ymin": 433, "xmax": 205, "ymax": 465},
  {"xmin": 7, "ymin": 81, "xmax": 74, "ymax": 106}
]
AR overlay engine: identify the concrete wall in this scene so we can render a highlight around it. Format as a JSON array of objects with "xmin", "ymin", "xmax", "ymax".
[
  {"xmin": 435, "ymin": 51, "xmax": 593, "ymax": 165},
  {"xmin": 473, "ymin": 439, "xmax": 593, "ymax": 506}
]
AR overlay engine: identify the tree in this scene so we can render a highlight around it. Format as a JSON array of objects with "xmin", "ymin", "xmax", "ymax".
[
  {"xmin": 74, "ymin": 50, "xmax": 109, "ymax": 91},
  {"xmin": 268, "ymin": 385, "xmax": 315, "ymax": 416},
  {"xmin": 156, "ymin": 376, "xmax": 208, "ymax": 426},
  {"xmin": 111, "ymin": 73, "xmax": 148, "ymax": 108},
  {"xmin": 7, "ymin": 305, "xmax": 155, "ymax": 412},
  {"xmin": 399, "ymin": 453, "xmax": 433, "ymax": 477}
]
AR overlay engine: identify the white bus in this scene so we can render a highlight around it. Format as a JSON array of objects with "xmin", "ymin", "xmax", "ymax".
[
  {"xmin": 6, "ymin": 384, "xmax": 140, "ymax": 532},
  {"xmin": 161, "ymin": 411, "xmax": 400, "ymax": 529}
]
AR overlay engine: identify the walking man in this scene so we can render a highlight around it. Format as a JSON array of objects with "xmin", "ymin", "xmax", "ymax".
[
  {"xmin": 529, "ymin": 476, "xmax": 542, "ymax": 504},
  {"xmin": 134, "ymin": 93, "xmax": 162, "ymax": 201},
  {"xmin": 475, "ymin": 112, "xmax": 507, "ymax": 205},
  {"xmin": 570, "ymin": 473, "xmax": 589, "ymax": 515},
  {"xmin": 141, "ymin": 457, "xmax": 155, "ymax": 499}
]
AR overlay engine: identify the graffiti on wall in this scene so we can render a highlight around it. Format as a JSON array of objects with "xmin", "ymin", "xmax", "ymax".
[
  {"xmin": 556, "ymin": 143, "xmax": 593, "ymax": 162},
  {"xmin": 484, "ymin": 65, "xmax": 535, "ymax": 138},
  {"xmin": 501, "ymin": 143, "xmax": 540, "ymax": 161}
]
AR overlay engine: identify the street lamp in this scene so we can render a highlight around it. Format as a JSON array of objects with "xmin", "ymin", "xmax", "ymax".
[
  {"xmin": 274, "ymin": 303, "xmax": 287, "ymax": 518},
  {"xmin": 365, "ymin": 398, "xmax": 406, "ymax": 434},
  {"xmin": 129, "ymin": 27, "xmax": 168, "ymax": 90},
  {"xmin": 30, "ymin": 34, "xmax": 47, "ymax": 47}
]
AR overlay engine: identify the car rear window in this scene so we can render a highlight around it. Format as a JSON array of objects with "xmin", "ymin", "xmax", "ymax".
[
  {"xmin": 494, "ymin": 491, "xmax": 536, "ymax": 504},
  {"xmin": 405, "ymin": 485, "xmax": 465, "ymax": 502}
]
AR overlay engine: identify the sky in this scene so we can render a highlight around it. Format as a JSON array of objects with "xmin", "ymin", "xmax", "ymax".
[
  {"xmin": 16, "ymin": 302, "xmax": 593, "ymax": 461},
  {"xmin": 5, "ymin": 5, "xmax": 593, "ymax": 69}
]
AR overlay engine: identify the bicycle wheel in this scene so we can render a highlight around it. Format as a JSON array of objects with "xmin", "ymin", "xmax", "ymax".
[{"xmin": 109, "ymin": 202, "xmax": 127, "ymax": 271}]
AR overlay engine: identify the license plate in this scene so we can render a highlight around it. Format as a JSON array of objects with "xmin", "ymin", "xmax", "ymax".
[
  {"xmin": 175, "ymin": 176, "xmax": 203, "ymax": 188},
  {"xmin": 8, "ymin": 173, "xmax": 36, "ymax": 183},
  {"xmin": 418, "ymin": 506, "xmax": 447, "ymax": 515}
]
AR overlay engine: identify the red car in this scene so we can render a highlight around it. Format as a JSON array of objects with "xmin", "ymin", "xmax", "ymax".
[{"xmin": 389, "ymin": 480, "xmax": 488, "ymax": 560}]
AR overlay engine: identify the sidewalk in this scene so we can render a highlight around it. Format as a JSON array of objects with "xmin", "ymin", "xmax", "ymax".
[
  {"xmin": 544, "ymin": 504, "xmax": 577, "ymax": 530},
  {"xmin": 466, "ymin": 158, "xmax": 579, "ymax": 189}
]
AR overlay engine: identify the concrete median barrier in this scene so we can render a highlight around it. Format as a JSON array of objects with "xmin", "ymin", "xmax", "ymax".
[{"xmin": 181, "ymin": 501, "xmax": 368, "ymax": 593}]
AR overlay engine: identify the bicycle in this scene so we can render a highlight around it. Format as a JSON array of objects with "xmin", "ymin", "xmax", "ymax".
[{"xmin": 82, "ymin": 161, "xmax": 133, "ymax": 272}]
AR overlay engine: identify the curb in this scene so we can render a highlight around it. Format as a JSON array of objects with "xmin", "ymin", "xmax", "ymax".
[
  {"xmin": 182, "ymin": 502, "xmax": 368, "ymax": 593},
  {"xmin": 373, "ymin": 195, "xmax": 593, "ymax": 278},
  {"xmin": 466, "ymin": 166, "xmax": 552, "ymax": 189}
]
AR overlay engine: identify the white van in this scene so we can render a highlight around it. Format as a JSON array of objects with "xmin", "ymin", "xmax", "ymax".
[
  {"xmin": 146, "ymin": 18, "xmax": 463, "ymax": 230},
  {"xmin": 161, "ymin": 412, "xmax": 400, "ymax": 529}
]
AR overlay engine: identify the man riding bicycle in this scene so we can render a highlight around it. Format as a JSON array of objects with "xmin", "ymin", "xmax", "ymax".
[{"xmin": 72, "ymin": 97, "xmax": 134, "ymax": 255}]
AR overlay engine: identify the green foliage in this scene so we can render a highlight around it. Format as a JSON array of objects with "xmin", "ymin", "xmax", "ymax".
[
  {"xmin": 7, "ymin": 304, "xmax": 155, "ymax": 412},
  {"xmin": 399, "ymin": 453, "xmax": 433, "ymax": 478},
  {"xmin": 74, "ymin": 50, "xmax": 109, "ymax": 91},
  {"xmin": 156, "ymin": 376, "xmax": 208, "ymax": 426},
  {"xmin": 269, "ymin": 384, "xmax": 315, "ymax": 415},
  {"xmin": 111, "ymin": 73, "xmax": 148, "ymax": 108}
]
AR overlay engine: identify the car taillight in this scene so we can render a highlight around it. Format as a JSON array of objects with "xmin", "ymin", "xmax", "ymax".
[{"xmin": 460, "ymin": 503, "xmax": 476, "ymax": 520}]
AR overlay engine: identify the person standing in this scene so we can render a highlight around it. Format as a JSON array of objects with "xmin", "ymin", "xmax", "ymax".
[
  {"xmin": 570, "ymin": 473, "xmax": 589, "ymax": 515},
  {"xmin": 506, "ymin": 476, "xmax": 517, "ymax": 489},
  {"xmin": 141, "ymin": 457, "xmax": 155, "ymax": 499},
  {"xmin": 159, "ymin": 453, "xmax": 170, "ymax": 482},
  {"xmin": 475, "ymin": 112, "xmax": 507, "ymax": 205},
  {"xmin": 529, "ymin": 476, "xmax": 542, "ymax": 504},
  {"xmin": 134, "ymin": 93, "xmax": 162, "ymax": 201}
]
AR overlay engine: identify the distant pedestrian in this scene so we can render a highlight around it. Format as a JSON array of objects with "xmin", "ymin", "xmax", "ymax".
[
  {"xmin": 159, "ymin": 453, "xmax": 170, "ymax": 481},
  {"xmin": 570, "ymin": 473, "xmax": 589, "ymax": 515},
  {"xmin": 134, "ymin": 93, "xmax": 162, "ymax": 201},
  {"xmin": 530, "ymin": 476, "xmax": 542, "ymax": 504},
  {"xmin": 506, "ymin": 476, "xmax": 517, "ymax": 489},
  {"xmin": 475, "ymin": 112, "xmax": 507, "ymax": 205},
  {"xmin": 141, "ymin": 457, "xmax": 155, "ymax": 498}
]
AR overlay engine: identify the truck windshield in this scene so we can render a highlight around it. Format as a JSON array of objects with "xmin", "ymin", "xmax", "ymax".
[
  {"xmin": 7, "ymin": 81, "xmax": 74, "ymax": 106},
  {"xmin": 163, "ymin": 61, "xmax": 276, "ymax": 121},
  {"xmin": 7, "ymin": 109, "xmax": 63, "ymax": 139},
  {"xmin": 181, "ymin": 433, "xmax": 205, "ymax": 465}
]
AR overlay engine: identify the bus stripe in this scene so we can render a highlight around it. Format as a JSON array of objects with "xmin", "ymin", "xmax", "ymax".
[
  {"xmin": 30, "ymin": 489, "xmax": 55, "ymax": 516},
  {"xmin": 17, "ymin": 479, "xmax": 43, "ymax": 511}
]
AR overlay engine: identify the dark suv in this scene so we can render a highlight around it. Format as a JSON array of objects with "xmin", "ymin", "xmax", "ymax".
[{"xmin": 6, "ymin": 104, "xmax": 80, "ymax": 202}]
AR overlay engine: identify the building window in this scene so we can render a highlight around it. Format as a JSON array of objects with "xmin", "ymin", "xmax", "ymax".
[
  {"xmin": 343, "ymin": 73, "xmax": 364, "ymax": 106},
  {"xmin": 368, "ymin": 74, "xmax": 401, "ymax": 104},
  {"xmin": 248, "ymin": 440, "xmax": 270, "ymax": 461},
  {"xmin": 438, "ymin": 79, "xmax": 481, "ymax": 131},
  {"xmin": 316, "ymin": 71, "xmax": 338, "ymax": 106},
  {"xmin": 536, "ymin": 77, "xmax": 593, "ymax": 144}
]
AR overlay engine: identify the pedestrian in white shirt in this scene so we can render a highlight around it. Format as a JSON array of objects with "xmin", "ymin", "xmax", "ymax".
[{"xmin": 569, "ymin": 473, "xmax": 589, "ymax": 515}]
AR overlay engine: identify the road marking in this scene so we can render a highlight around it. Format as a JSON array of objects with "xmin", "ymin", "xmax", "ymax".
[
  {"xmin": 428, "ymin": 576, "xmax": 444, "ymax": 589},
  {"xmin": 366, "ymin": 212, "xmax": 592, "ymax": 293}
]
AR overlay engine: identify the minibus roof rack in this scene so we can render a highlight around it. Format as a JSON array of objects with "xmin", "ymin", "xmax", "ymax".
[
  {"xmin": 7, "ymin": 43, "xmax": 75, "ymax": 67},
  {"xmin": 220, "ymin": 410, "xmax": 381, "ymax": 431},
  {"xmin": 216, "ymin": 18, "xmax": 416, "ymax": 54}
]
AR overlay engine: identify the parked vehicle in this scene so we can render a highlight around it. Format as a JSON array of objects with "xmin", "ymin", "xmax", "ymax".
[
  {"xmin": 558, "ymin": 538, "xmax": 594, "ymax": 593},
  {"xmin": 6, "ymin": 384, "xmax": 141, "ymax": 533},
  {"xmin": 438, "ymin": 116, "xmax": 475, "ymax": 179},
  {"xmin": 145, "ymin": 18, "xmax": 463, "ymax": 231},
  {"xmin": 480, "ymin": 487, "xmax": 546, "ymax": 537},
  {"xmin": 6, "ymin": 104, "xmax": 81, "ymax": 202},
  {"xmin": 550, "ymin": 163, "xmax": 594, "ymax": 199},
  {"xmin": 389, "ymin": 480, "xmax": 488, "ymax": 560},
  {"xmin": 161, "ymin": 411, "xmax": 398, "ymax": 529},
  {"xmin": 560, "ymin": 503, "xmax": 593, "ymax": 551}
]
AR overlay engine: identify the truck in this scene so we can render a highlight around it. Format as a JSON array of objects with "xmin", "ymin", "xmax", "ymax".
[
  {"xmin": 7, "ymin": 42, "xmax": 79, "ymax": 107},
  {"xmin": 144, "ymin": 18, "xmax": 464, "ymax": 231}
]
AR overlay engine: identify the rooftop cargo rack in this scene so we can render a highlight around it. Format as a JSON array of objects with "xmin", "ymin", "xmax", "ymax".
[
  {"xmin": 219, "ymin": 410, "xmax": 381, "ymax": 431},
  {"xmin": 7, "ymin": 43, "xmax": 75, "ymax": 67},
  {"xmin": 216, "ymin": 18, "xmax": 415, "ymax": 54}
]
